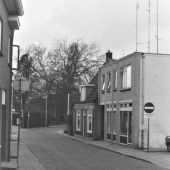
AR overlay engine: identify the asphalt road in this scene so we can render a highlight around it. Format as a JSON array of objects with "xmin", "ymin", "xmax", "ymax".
[{"xmin": 21, "ymin": 126, "xmax": 166, "ymax": 170}]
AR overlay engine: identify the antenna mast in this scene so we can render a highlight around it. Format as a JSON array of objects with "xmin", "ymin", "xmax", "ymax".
[
  {"xmin": 136, "ymin": 2, "xmax": 139, "ymax": 52},
  {"xmin": 156, "ymin": 0, "xmax": 159, "ymax": 53},
  {"xmin": 147, "ymin": 0, "xmax": 151, "ymax": 53}
]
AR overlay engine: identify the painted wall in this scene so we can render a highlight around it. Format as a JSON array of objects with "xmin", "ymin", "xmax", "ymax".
[{"xmin": 143, "ymin": 54, "xmax": 170, "ymax": 148}]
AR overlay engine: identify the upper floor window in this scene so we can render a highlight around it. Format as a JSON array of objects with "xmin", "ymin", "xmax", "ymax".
[
  {"xmin": 107, "ymin": 72, "xmax": 111, "ymax": 92},
  {"xmin": 102, "ymin": 75, "xmax": 105, "ymax": 91},
  {"xmin": 120, "ymin": 65, "xmax": 131, "ymax": 89},
  {"xmin": 2, "ymin": 90, "xmax": 6, "ymax": 105},
  {"xmin": 8, "ymin": 37, "xmax": 11, "ymax": 64},
  {"xmin": 0, "ymin": 18, "xmax": 2, "ymax": 54},
  {"xmin": 80, "ymin": 86, "xmax": 86, "ymax": 101},
  {"xmin": 113, "ymin": 70, "xmax": 117, "ymax": 89}
]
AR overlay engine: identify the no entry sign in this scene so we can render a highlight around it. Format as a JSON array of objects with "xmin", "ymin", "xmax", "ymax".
[{"xmin": 144, "ymin": 102, "xmax": 155, "ymax": 117}]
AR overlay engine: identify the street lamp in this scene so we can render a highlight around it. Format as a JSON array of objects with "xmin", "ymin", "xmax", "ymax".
[{"xmin": 45, "ymin": 95, "xmax": 48, "ymax": 127}]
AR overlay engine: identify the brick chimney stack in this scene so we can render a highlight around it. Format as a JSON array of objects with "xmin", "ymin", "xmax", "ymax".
[{"xmin": 106, "ymin": 50, "xmax": 112, "ymax": 62}]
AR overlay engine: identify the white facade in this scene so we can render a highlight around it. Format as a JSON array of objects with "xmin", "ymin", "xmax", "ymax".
[{"xmin": 142, "ymin": 54, "xmax": 170, "ymax": 148}]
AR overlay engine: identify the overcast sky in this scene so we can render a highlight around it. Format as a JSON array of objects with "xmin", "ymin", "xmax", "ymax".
[{"xmin": 14, "ymin": 0, "xmax": 170, "ymax": 58}]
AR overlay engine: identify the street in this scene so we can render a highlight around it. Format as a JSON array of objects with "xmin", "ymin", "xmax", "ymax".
[{"xmin": 21, "ymin": 126, "xmax": 166, "ymax": 170}]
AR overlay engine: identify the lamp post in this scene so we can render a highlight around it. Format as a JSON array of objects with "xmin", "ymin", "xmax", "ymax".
[{"xmin": 45, "ymin": 95, "xmax": 48, "ymax": 127}]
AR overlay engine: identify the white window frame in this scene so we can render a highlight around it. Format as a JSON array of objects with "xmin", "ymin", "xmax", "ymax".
[
  {"xmin": 2, "ymin": 90, "xmax": 6, "ymax": 105},
  {"xmin": 119, "ymin": 102, "xmax": 132, "ymax": 144},
  {"xmin": 107, "ymin": 72, "xmax": 111, "ymax": 91},
  {"xmin": 0, "ymin": 17, "xmax": 2, "ymax": 53},
  {"xmin": 121, "ymin": 65, "xmax": 131, "ymax": 89},
  {"xmin": 102, "ymin": 74, "xmax": 105, "ymax": 91},
  {"xmin": 76, "ymin": 110, "xmax": 81, "ymax": 131},
  {"xmin": 113, "ymin": 70, "xmax": 117, "ymax": 89},
  {"xmin": 8, "ymin": 37, "xmax": 11, "ymax": 64},
  {"xmin": 87, "ymin": 109, "xmax": 92, "ymax": 133}
]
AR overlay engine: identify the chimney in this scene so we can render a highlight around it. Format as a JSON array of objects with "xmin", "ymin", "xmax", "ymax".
[{"xmin": 106, "ymin": 50, "xmax": 112, "ymax": 62}]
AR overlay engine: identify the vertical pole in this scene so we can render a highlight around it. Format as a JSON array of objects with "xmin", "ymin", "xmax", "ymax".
[
  {"xmin": 45, "ymin": 95, "xmax": 48, "ymax": 127},
  {"xmin": 27, "ymin": 113, "xmax": 30, "ymax": 128},
  {"xmin": 148, "ymin": 0, "xmax": 151, "ymax": 53},
  {"xmin": 67, "ymin": 93, "xmax": 70, "ymax": 116},
  {"xmin": 156, "ymin": 0, "xmax": 159, "ymax": 53},
  {"xmin": 147, "ymin": 117, "xmax": 150, "ymax": 152},
  {"xmin": 136, "ymin": 2, "xmax": 139, "ymax": 52}
]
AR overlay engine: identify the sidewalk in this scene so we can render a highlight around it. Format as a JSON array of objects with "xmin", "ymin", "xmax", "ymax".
[
  {"xmin": 1, "ymin": 126, "xmax": 45, "ymax": 170},
  {"xmin": 61, "ymin": 133, "xmax": 170, "ymax": 170}
]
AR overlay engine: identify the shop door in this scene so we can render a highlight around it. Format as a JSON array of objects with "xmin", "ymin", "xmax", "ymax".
[{"xmin": 128, "ymin": 112, "xmax": 132, "ymax": 144}]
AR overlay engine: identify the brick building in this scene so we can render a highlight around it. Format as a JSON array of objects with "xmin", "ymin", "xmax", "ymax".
[
  {"xmin": 99, "ymin": 51, "xmax": 170, "ymax": 149},
  {"xmin": 0, "ymin": 0, "xmax": 23, "ymax": 161},
  {"xmin": 73, "ymin": 73, "xmax": 104, "ymax": 140}
]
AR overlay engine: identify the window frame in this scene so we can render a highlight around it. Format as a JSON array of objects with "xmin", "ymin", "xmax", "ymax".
[
  {"xmin": 120, "ymin": 65, "xmax": 132, "ymax": 90},
  {"xmin": 113, "ymin": 70, "xmax": 117, "ymax": 90},
  {"xmin": 106, "ymin": 72, "xmax": 111, "ymax": 92},
  {"xmin": 87, "ymin": 109, "xmax": 92, "ymax": 133},
  {"xmin": 101, "ymin": 74, "xmax": 106, "ymax": 92},
  {"xmin": 76, "ymin": 110, "xmax": 81, "ymax": 131},
  {"xmin": 0, "ymin": 17, "xmax": 3, "ymax": 56},
  {"xmin": 8, "ymin": 36, "xmax": 11, "ymax": 65},
  {"xmin": 2, "ymin": 90, "xmax": 6, "ymax": 105}
]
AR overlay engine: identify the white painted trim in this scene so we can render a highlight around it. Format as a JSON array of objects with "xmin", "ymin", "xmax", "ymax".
[{"xmin": 119, "ymin": 100, "xmax": 133, "ymax": 103}]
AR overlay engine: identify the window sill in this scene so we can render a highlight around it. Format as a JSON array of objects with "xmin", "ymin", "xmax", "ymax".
[
  {"xmin": 106, "ymin": 89, "xmax": 110, "ymax": 93},
  {"xmin": 87, "ymin": 130, "xmax": 92, "ymax": 134},
  {"xmin": 101, "ymin": 90, "xmax": 105, "ymax": 94},
  {"xmin": 113, "ymin": 89, "xmax": 117, "ymax": 92},
  {"xmin": 120, "ymin": 88, "xmax": 131, "ymax": 92},
  {"xmin": 0, "ymin": 51, "xmax": 3, "ymax": 57}
]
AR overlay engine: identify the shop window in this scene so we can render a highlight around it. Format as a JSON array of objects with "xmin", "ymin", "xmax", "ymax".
[
  {"xmin": 113, "ymin": 70, "xmax": 117, "ymax": 89},
  {"xmin": 0, "ymin": 17, "xmax": 2, "ymax": 55},
  {"xmin": 102, "ymin": 75, "xmax": 105, "ymax": 92},
  {"xmin": 120, "ymin": 111, "xmax": 128, "ymax": 135},
  {"xmin": 113, "ymin": 111, "xmax": 116, "ymax": 133},
  {"xmin": 120, "ymin": 65, "xmax": 131, "ymax": 89},
  {"xmin": 107, "ymin": 72, "xmax": 111, "ymax": 92},
  {"xmin": 76, "ymin": 110, "xmax": 81, "ymax": 131},
  {"xmin": 87, "ymin": 110, "xmax": 92, "ymax": 133},
  {"xmin": 119, "ymin": 102, "xmax": 132, "ymax": 144},
  {"xmin": 107, "ymin": 111, "xmax": 111, "ymax": 133}
]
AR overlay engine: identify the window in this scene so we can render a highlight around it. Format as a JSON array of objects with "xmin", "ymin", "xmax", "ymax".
[
  {"xmin": 87, "ymin": 110, "xmax": 92, "ymax": 133},
  {"xmin": 0, "ymin": 17, "xmax": 2, "ymax": 54},
  {"xmin": 76, "ymin": 110, "xmax": 81, "ymax": 131},
  {"xmin": 8, "ymin": 37, "xmax": 11, "ymax": 64},
  {"xmin": 2, "ymin": 90, "xmax": 6, "ymax": 105},
  {"xmin": 102, "ymin": 75, "xmax": 105, "ymax": 91},
  {"xmin": 120, "ymin": 65, "xmax": 131, "ymax": 89},
  {"xmin": 107, "ymin": 72, "xmax": 111, "ymax": 91},
  {"xmin": 80, "ymin": 86, "xmax": 86, "ymax": 101},
  {"xmin": 119, "ymin": 102, "xmax": 132, "ymax": 144},
  {"xmin": 113, "ymin": 70, "xmax": 117, "ymax": 89},
  {"xmin": 107, "ymin": 111, "xmax": 111, "ymax": 132},
  {"xmin": 120, "ymin": 111, "xmax": 128, "ymax": 135}
]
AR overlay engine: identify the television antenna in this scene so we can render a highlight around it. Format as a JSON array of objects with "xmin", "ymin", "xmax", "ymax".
[{"xmin": 146, "ymin": 0, "xmax": 151, "ymax": 53}]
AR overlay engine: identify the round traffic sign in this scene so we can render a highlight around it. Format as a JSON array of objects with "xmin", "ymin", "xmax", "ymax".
[{"xmin": 144, "ymin": 102, "xmax": 155, "ymax": 113}]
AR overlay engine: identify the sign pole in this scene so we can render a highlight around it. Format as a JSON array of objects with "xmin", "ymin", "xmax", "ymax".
[{"xmin": 147, "ymin": 117, "xmax": 150, "ymax": 152}]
